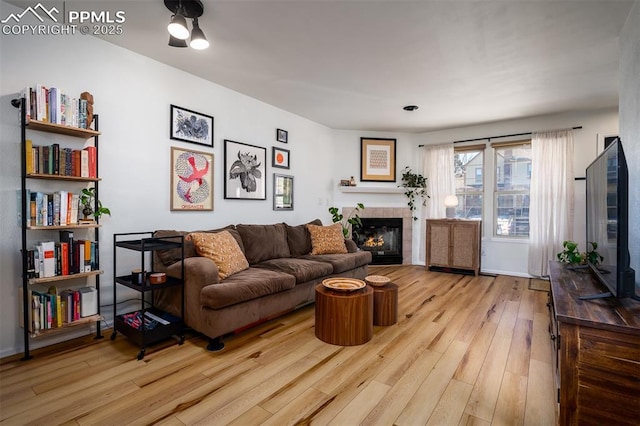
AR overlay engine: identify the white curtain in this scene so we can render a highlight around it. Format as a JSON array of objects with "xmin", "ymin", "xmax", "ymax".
[
  {"xmin": 422, "ymin": 143, "xmax": 455, "ymax": 219},
  {"xmin": 528, "ymin": 129, "xmax": 575, "ymax": 277},
  {"xmin": 416, "ymin": 143, "xmax": 454, "ymax": 264}
]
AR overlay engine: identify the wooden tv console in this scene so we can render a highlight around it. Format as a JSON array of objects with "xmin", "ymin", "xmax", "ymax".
[{"xmin": 548, "ymin": 261, "xmax": 640, "ymax": 425}]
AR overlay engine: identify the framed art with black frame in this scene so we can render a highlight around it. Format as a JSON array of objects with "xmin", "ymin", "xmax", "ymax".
[
  {"xmin": 224, "ymin": 139, "xmax": 267, "ymax": 200},
  {"xmin": 170, "ymin": 146, "xmax": 214, "ymax": 211},
  {"xmin": 277, "ymin": 128, "xmax": 288, "ymax": 143},
  {"xmin": 170, "ymin": 104, "xmax": 214, "ymax": 147},
  {"xmin": 360, "ymin": 137, "xmax": 396, "ymax": 182},
  {"xmin": 273, "ymin": 174, "xmax": 294, "ymax": 211},
  {"xmin": 272, "ymin": 146, "xmax": 290, "ymax": 169}
]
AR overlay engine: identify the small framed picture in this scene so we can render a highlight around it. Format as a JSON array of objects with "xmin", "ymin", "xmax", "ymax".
[
  {"xmin": 276, "ymin": 128, "xmax": 288, "ymax": 143},
  {"xmin": 170, "ymin": 147, "xmax": 214, "ymax": 211},
  {"xmin": 272, "ymin": 146, "xmax": 290, "ymax": 169},
  {"xmin": 361, "ymin": 137, "xmax": 396, "ymax": 182},
  {"xmin": 170, "ymin": 104, "xmax": 214, "ymax": 147},
  {"xmin": 273, "ymin": 174, "xmax": 294, "ymax": 211},
  {"xmin": 224, "ymin": 140, "xmax": 267, "ymax": 200}
]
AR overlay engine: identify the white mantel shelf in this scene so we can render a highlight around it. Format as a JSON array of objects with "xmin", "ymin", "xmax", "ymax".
[{"xmin": 338, "ymin": 186, "xmax": 406, "ymax": 194}]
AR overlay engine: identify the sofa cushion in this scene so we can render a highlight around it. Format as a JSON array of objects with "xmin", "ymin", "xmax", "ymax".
[
  {"xmin": 307, "ymin": 223, "xmax": 348, "ymax": 255},
  {"xmin": 201, "ymin": 267, "xmax": 296, "ymax": 309},
  {"xmin": 255, "ymin": 258, "xmax": 333, "ymax": 284},
  {"xmin": 236, "ymin": 223, "xmax": 291, "ymax": 264},
  {"xmin": 154, "ymin": 226, "xmax": 243, "ymax": 267},
  {"xmin": 188, "ymin": 231, "xmax": 249, "ymax": 279},
  {"xmin": 285, "ymin": 219, "xmax": 322, "ymax": 257},
  {"xmin": 300, "ymin": 251, "xmax": 372, "ymax": 274}
]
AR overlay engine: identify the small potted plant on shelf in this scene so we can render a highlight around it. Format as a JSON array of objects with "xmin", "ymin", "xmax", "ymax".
[
  {"xmin": 79, "ymin": 187, "xmax": 111, "ymax": 221},
  {"xmin": 556, "ymin": 240, "xmax": 603, "ymax": 265},
  {"xmin": 328, "ymin": 203, "xmax": 365, "ymax": 239},
  {"xmin": 400, "ymin": 166, "xmax": 429, "ymax": 220}
]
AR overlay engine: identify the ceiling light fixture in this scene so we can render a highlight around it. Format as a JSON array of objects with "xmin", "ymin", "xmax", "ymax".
[
  {"xmin": 164, "ymin": 0, "xmax": 208, "ymax": 50},
  {"xmin": 168, "ymin": 12, "xmax": 189, "ymax": 40},
  {"xmin": 189, "ymin": 17, "xmax": 209, "ymax": 50},
  {"xmin": 168, "ymin": 33, "xmax": 188, "ymax": 48},
  {"xmin": 403, "ymin": 105, "xmax": 419, "ymax": 111}
]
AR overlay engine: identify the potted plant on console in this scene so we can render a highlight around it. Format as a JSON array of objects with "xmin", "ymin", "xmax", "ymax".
[{"xmin": 556, "ymin": 240, "xmax": 603, "ymax": 266}]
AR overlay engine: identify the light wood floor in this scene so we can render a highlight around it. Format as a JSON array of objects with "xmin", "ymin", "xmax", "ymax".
[{"xmin": 0, "ymin": 266, "xmax": 557, "ymax": 425}]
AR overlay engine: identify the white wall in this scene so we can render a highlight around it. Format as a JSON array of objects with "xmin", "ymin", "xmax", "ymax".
[
  {"xmin": 619, "ymin": 0, "xmax": 640, "ymax": 290},
  {"xmin": 413, "ymin": 109, "xmax": 619, "ymax": 276},
  {"xmin": 0, "ymin": 14, "xmax": 333, "ymax": 356}
]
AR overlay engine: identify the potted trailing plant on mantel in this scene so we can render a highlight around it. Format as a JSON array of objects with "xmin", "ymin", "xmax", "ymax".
[
  {"xmin": 79, "ymin": 187, "xmax": 111, "ymax": 221},
  {"xmin": 556, "ymin": 240, "xmax": 603, "ymax": 265},
  {"xmin": 400, "ymin": 166, "xmax": 429, "ymax": 220},
  {"xmin": 328, "ymin": 203, "xmax": 365, "ymax": 239}
]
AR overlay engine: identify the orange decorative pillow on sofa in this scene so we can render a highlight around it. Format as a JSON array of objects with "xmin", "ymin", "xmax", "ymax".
[
  {"xmin": 188, "ymin": 231, "xmax": 249, "ymax": 279},
  {"xmin": 306, "ymin": 223, "xmax": 348, "ymax": 255}
]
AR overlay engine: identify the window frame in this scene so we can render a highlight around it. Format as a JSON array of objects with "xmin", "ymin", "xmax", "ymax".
[
  {"xmin": 492, "ymin": 140, "xmax": 532, "ymax": 238},
  {"xmin": 454, "ymin": 144, "xmax": 485, "ymax": 222}
]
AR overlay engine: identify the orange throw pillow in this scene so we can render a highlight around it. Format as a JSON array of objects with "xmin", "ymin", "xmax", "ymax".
[
  {"xmin": 306, "ymin": 223, "xmax": 348, "ymax": 255},
  {"xmin": 188, "ymin": 231, "xmax": 249, "ymax": 279}
]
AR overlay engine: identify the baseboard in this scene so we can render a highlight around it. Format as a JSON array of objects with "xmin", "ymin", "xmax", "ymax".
[{"xmin": 480, "ymin": 269, "xmax": 534, "ymax": 278}]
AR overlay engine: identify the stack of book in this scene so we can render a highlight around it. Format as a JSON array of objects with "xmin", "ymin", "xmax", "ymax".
[
  {"xmin": 25, "ymin": 140, "xmax": 96, "ymax": 178},
  {"xmin": 22, "ymin": 190, "xmax": 81, "ymax": 227},
  {"xmin": 21, "ymin": 285, "xmax": 96, "ymax": 335},
  {"xmin": 27, "ymin": 236, "xmax": 98, "ymax": 279},
  {"xmin": 21, "ymin": 85, "xmax": 90, "ymax": 129}
]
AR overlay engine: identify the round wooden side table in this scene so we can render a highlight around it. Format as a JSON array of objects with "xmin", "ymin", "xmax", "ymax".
[
  {"xmin": 315, "ymin": 284, "xmax": 373, "ymax": 346},
  {"xmin": 372, "ymin": 282, "xmax": 398, "ymax": 326}
]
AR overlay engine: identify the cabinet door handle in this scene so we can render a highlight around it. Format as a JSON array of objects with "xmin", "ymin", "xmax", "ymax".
[{"xmin": 550, "ymin": 334, "xmax": 556, "ymax": 341}]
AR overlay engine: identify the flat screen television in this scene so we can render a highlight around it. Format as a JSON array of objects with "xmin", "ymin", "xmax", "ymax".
[{"xmin": 585, "ymin": 138, "xmax": 636, "ymax": 299}]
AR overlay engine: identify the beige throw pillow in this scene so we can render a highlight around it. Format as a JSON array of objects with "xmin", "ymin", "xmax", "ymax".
[
  {"xmin": 307, "ymin": 223, "xmax": 348, "ymax": 255},
  {"xmin": 188, "ymin": 231, "xmax": 249, "ymax": 279}
]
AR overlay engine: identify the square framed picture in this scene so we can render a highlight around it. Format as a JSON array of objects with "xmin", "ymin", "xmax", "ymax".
[
  {"xmin": 170, "ymin": 104, "xmax": 214, "ymax": 147},
  {"xmin": 361, "ymin": 137, "xmax": 396, "ymax": 182},
  {"xmin": 276, "ymin": 128, "xmax": 288, "ymax": 143},
  {"xmin": 224, "ymin": 140, "xmax": 267, "ymax": 200},
  {"xmin": 170, "ymin": 147, "xmax": 214, "ymax": 211},
  {"xmin": 272, "ymin": 146, "xmax": 290, "ymax": 169},
  {"xmin": 273, "ymin": 174, "xmax": 294, "ymax": 211}
]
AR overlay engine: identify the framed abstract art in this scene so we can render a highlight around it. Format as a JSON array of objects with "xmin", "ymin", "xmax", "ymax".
[
  {"xmin": 360, "ymin": 137, "xmax": 396, "ymax": 182},
  {"xmin": 170, "ymin": 104, "xmax": 214, "ymax": 147},
  {"xmin": 170, "ymin": 147, "xmax": 214, "ymax": 211},
  {"xmin": 224, "ymin": 140, "xmax": 267, "ymax": 200}
]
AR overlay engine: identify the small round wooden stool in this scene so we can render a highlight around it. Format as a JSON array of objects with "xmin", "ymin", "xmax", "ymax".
[
  {"xmin": 315, "ymin": 284, "xmax": 373, "ymax": 346},
  {"xmin": 372, "ymin": 282, "xmax": 398, "ymax": 326}
]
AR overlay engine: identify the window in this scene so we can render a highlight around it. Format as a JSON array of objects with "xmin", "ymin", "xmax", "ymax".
[
  {"xmin": 454, "ymin": 145, "xmax": 484, "ymax": 220},
  {"xmin": 493, "ymin": 141, "xmax": 531, "ymax": 237}
]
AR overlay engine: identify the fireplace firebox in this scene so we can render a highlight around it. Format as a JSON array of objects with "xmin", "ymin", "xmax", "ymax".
[{"xmin": 354, "ymin": 218, "xmax": 403, "ymax": 265}]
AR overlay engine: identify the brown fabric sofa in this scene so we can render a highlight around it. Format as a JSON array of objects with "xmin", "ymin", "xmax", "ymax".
[{"xmin": 152, "ymin": 221, "xmax": 372, "ymax": 350}]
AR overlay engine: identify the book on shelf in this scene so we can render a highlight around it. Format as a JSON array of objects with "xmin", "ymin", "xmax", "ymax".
[
  {"xmin": 40, "ymin": 241, "xmax": 56, "ymax": 278},
  {"xmin": 21, "ymin": 86, "xmax": 95, "ymax": 130},
  {"xmin": 59, "ymin": 231, "xmax": 74, "ymax": 273},
  {"xmin": 25, "ymin": 139, "xmax": 33, "ymax": 174},
  {"xmin": 84, "ymin": 146, "xmax": 97, "ymax": 178}
]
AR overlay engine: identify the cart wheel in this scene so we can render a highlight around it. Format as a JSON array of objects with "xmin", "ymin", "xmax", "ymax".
[
  {"xmin": 137, "ymin": 349, "xmax": 145, "ymax": 360},
  {"xmin": 110, "ymin": 331, "xmax": 117, "ymax": 341}
]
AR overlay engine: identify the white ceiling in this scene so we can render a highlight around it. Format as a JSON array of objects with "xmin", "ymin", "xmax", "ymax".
[{"xmin": 15, "ymin": 0, "xmax": 636, "ymax": 132}]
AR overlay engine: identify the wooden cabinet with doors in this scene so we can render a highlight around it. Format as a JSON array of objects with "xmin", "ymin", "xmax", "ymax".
[{"xmin": 425, "ymin": 219, "xmax": 481, "ymax": 276}]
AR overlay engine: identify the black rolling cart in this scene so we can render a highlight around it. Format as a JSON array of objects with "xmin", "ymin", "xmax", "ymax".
[{"xmin": 112, "ymin": 232, "xmax": 184, "ymax": 360}]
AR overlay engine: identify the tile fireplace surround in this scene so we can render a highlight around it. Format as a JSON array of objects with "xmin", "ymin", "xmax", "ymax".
[{"xmin": 342, "ymin": 207, "xmax": 412, "ymax": 265}]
